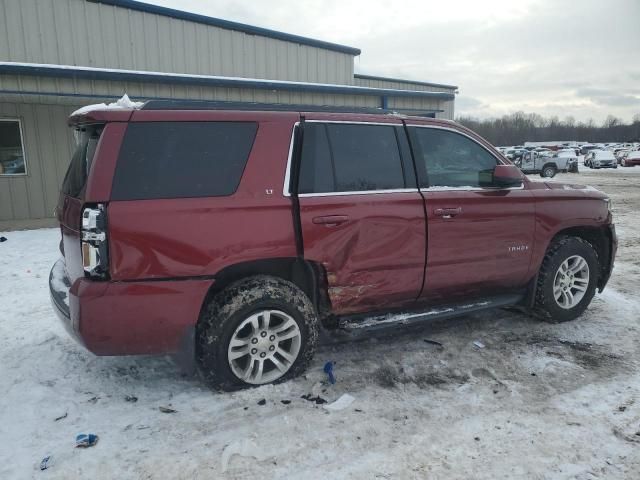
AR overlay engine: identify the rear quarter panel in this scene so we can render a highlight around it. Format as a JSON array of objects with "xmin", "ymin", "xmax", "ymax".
[{"xmin": 107, "ymin": 112, "xmax": 299, "ymax": 280}]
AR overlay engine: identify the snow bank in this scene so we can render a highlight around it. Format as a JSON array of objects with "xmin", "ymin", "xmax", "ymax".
[{"xmin": 71, "ymin": 94, "xmax": 144, "ymax": 117}]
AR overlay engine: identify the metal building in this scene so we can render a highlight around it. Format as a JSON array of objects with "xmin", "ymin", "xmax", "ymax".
[{"xmin": 0, "ymin": 0, "xmax": 458, "ymax": 229}]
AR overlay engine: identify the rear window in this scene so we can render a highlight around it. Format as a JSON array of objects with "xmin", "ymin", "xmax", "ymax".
[
  {"xmin": 111, "ymin": 122, "xmax": 258, "ymax": 201},
  {"xmin": 61, "ymin": 124, "xmax": 103, "ymax": 198}
]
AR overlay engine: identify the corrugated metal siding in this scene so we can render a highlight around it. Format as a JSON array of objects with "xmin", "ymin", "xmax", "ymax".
[
  {"xmin": 354, "ymin": 76, "xmax": 456, "ymax": 119},
  {"xmin": 0, "ymin": 0, "xmax": 355, "ymax": 85},
  {"xmin": 0, "ymin": 102, "xmax": 79, "ymax": 222}
]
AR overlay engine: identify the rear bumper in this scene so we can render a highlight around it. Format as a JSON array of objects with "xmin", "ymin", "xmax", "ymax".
[
  {"xmin": 49, "ymin": 258, "xmax": 80, "ymax": 343},
  {"xmin": 49, "ymin": 258, "xmax": 213, "ymax": 355}
]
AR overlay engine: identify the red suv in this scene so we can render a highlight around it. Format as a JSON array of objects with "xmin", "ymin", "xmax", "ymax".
[{"xmin": 50, "ymin": 101, "xmax": 616, "ymax": 390}]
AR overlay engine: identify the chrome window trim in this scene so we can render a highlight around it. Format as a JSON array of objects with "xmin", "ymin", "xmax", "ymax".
[
  {"xmin": 282, "ymin": 120, "xmax": 405, "ymax": 197},
  {"xmin": 406, "ymin": 124, "xmax": 526, "ymax": 192},
  {"xmin": 421, "ymin": 184, "xmax": 525, "ymax": 192},
  {"xmin": 0, "ymin": 118, "xmax": 28, "ymax": 177},
  {"xmin": 299, "ymin": 188, "xmax": 419, "ymax": 198},
  {"xmin": 282, "ymin": 122, "xmax": 299, "ymax": 197}
]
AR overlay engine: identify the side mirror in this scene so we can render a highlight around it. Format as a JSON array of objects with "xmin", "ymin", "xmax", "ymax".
[{"xmin": 493, "ymin": 164, "xmax": 523, "ymax": 188}]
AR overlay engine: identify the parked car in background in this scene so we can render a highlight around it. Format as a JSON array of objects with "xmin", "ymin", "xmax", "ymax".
[
  {"xmin": 580, "ymin": 144, "xmax": 600, "ymax": 155},
  {"xmin": 505, "ymin": 148, "xmax": 528, "ymax": 161},
  {"xmin": 615, "ymin": 149, "xmax": 630, "ymax": 164},
  {"xmin": 516, "ymin": 150, "xmax": 578, "ymax": 177},
  {"xmin": 621, "ymin": 151, "xmax": 640, "ymax": 167},
  {"xmin": 585, "ymin": 150, "xmax": 617, "ymax": 169}
]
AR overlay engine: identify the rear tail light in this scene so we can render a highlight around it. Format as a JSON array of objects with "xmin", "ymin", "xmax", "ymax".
[{"xmin": 81, "ymin": 204, "xmax": 109, "ymax": 278}]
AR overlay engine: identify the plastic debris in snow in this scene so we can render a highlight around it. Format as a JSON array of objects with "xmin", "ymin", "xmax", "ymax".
[
  {"xmin": 39, "ymin": 455, "xmax": 53, "ymax": 470},
  {"xmin": 323, "ymin": 394, "xmax": 355, "ymax": 412},
  {"xmin": 473, "ymin": 340, "xmax": 486, "ymax": 349},
  {"xmin": 71, "ymin": 94, "xmax": 144, "ymax": 117},
  {"xmin": 301, "ymin": 394, "xmax": 327, "ymax": 404},
  {"xmin": 323, "ymin": 361, "xmax": 336, "ymax": 384},
  {"xmin": 75, "ymin": 433, "xmax": 99, "ymax": 448}
]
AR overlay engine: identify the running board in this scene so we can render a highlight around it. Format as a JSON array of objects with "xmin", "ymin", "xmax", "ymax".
[{"xmin": 338, "ymin": 293, "xmax": 524, "ymax": 333}]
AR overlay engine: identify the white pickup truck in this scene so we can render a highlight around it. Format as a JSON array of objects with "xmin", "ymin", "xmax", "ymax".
[{"xmin": 514, "ymin": 149, "xmax": 579, "ymax": 178}]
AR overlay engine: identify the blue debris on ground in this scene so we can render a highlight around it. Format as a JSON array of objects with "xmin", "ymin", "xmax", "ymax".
[
  {"xmin": 324, "ymin": 361, "xmax": 336, "ymax": 384},
  {"xmin": 75, "ymin": 434, "xmax": 99, "ymax": 448}
]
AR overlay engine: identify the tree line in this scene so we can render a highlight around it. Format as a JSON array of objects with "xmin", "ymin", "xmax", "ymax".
[{"xmin": 456, "ymin": 112, "xmax": 640, "ymax": 146}]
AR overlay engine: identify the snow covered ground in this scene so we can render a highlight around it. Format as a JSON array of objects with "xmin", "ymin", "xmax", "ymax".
[{"xmin": 1, "ymin": 166, "xmax": 640, "ymax": 479}]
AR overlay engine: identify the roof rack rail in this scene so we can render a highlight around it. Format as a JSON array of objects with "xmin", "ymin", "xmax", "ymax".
[{"xmin": 140, "ymin": 99, "xmax": 435, "ymax": 115}]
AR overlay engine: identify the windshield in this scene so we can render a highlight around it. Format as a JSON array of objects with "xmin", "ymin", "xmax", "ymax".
[{"xmin": 61, "ymin": 124, "xmax": 103, "ymax": 198}]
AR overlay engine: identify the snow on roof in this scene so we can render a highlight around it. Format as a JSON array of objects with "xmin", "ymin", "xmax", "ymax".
[{"xmin": 71, "ymin": 94, "xmax": 144, "ymax": 116}]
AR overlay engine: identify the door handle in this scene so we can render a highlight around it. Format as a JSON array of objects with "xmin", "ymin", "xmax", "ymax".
[
  {"xmin": 434, "ymin": 207, "xmax": 462, "ymax": 219},
  {"xmin": 312, "ymin": 215, "xmax": 350, "ymax": 226}
]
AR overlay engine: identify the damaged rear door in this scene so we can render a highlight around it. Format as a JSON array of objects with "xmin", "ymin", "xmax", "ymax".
[{"xmin": 294, "ymin": 118, "xmax": 426, "ymax": 314}]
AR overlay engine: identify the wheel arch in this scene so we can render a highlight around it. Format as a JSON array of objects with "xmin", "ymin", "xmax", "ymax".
[
  {"xmin": 525, "ymin": 225, "xmax": 614, "ymax": 309},
  {"xmin": 544, "ymin": 226, "xmax": 612, "ymax": 289},
  {"xmin": 199, "ymin": 257, "xmax": 331, "ymax": 321}
]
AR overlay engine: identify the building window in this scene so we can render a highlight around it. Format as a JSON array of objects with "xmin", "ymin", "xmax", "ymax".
[{"xmin": 0, "ymin": 119, "xmax": 27, "ymax": 176}]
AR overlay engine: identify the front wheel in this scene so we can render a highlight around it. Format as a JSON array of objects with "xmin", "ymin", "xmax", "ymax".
[
  {"xmin": 533, "ymin": 237, "xmax": 599, "ymax": 323},
  {"xmin": 541, "ymin": 165, "xmax": 557, "ymax": 178},
  {"xmin": 196, "ymin": 276, "xmax": 319, "ymax": 391}
]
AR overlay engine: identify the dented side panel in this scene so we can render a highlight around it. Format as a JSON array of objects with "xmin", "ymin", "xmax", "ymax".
[{"xmin": 299, "ymin": 192, "xmax": 426, "ymax": 314}]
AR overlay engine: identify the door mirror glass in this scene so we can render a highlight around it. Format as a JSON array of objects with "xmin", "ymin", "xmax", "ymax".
[{"xmin": 493, "ymin": 164, "xmax": 523, "ymax": 188}]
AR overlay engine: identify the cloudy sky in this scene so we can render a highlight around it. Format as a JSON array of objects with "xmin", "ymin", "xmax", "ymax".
[{"xmin": 147, "ymin": 0, "xmax": 638, "ymax": 123}]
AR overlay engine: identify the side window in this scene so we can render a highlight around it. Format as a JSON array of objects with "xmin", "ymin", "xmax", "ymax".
[
  {"xmin": 298, "ymin": 123, "xmax": 334, "ymax": 194},
  {"xmin": 410, "ymin": 127, "xmax": 499, "ymax": 188},
  {"xmin": 112, "ymin": 122, "xmax": 257, "ymax": 200},
  {"xmin": 298, "ymin": 123, "xmax": 408, "ymax": 194}
]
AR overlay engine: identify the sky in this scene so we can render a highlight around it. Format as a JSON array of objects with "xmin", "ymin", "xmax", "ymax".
[{"xmin": 144, "ymin": 0, "xmax": 639, "ymax": 123}]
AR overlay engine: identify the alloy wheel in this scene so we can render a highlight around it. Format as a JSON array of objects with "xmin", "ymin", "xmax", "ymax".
[
  {"xmin": 553, "ymin": 255, "xmax": 590, "ymax": 309},
  {"xmin": 227, "ymin": 309, "xmax": 301, "ymax": 384}
]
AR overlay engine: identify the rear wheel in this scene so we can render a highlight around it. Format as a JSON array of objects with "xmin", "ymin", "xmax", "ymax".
[
  {"xmin": 196, "ymin": 276, "xmax": 319, "ymax": 391},
  {"xmin": 533, "ymin": 236, "xmax": 599, "ymax": 323}
]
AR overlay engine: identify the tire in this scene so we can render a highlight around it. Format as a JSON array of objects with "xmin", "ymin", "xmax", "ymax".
[
  {"xmin": 196, "ymin": 275, "xmax": 319, "ymax": 391},
  {"xmin": 533, "ymin": 236, "xmax": 599, "ymax": 323},
  {"xmin": 541, "ymin": 165, "xmax": 557, "ymax": 178}
]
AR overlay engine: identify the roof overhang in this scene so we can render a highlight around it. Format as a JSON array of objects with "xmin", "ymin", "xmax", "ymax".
[
  {"xmin": 0, "ymin": 63, "xmax": 456, "ymax": 100},
  {"xmin": 354, "ymin": 73, "xmax": 458, "ymax": 91}
]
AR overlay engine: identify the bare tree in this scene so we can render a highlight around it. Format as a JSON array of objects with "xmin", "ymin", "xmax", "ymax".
[{"xmin": 457, "ymin": 112, "xmax": 640, "ymax": 145}]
